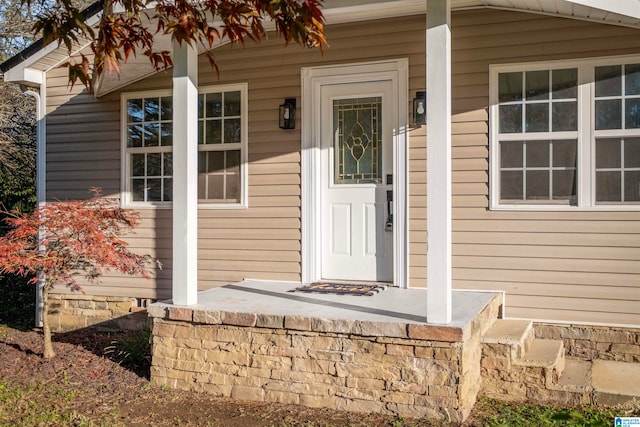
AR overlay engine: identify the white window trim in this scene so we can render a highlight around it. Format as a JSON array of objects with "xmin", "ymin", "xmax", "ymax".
[
  {"xmin": 490, "ymin": 54, "xmax": 640, "ymax": 211},
  {"xmin": 121, "ymin": 89, "xmax": 173, "ymax": 209},
  {"xmin": 121, "ymin": 84, "xmax": 249, "ymax": 209},
  {"xmin": 197, "ymin": 83, "xmax": 249, "ymax": 210}
]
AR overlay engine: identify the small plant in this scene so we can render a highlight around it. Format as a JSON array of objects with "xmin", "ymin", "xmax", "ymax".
[
  {"xmin": 104, "ymin": 327, "xmax": 152, "ymax": 373},
  {"xmin": 551, "ymin": 406, "xmax": 619, "ymax": 427}
]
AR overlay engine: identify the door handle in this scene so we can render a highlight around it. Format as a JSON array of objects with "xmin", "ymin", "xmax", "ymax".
[{"xmin": 386, "ymin": 190, "xmax": 393, "ymax": 232}]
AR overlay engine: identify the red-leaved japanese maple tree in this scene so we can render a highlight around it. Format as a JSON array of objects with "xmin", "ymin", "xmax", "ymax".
[{"xmin": 0, "ymin": 188, "xmax": 159, "ymax": 358}]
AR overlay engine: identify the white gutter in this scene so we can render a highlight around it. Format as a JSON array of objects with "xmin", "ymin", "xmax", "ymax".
[{"xmin": 23, "ymin": 75, "xmax": 46, "ymax": 328}]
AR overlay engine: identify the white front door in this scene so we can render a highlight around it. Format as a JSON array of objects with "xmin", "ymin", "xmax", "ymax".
[{"xmin": 320, "ymin": 80, "xmax": 394, "ymax": 282}]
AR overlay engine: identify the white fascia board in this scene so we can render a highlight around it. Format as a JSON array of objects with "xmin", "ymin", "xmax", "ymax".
[
  {"xmin": 2, "ymin": 9, "xmax": 102, "ymax": 78},
  {"xmin": 3, "ymin": 67, "xmax": 44, "ymax": 85},
  {"xmin": 564, "ymin": 0, "xmax": 640, "ymax": 19}
]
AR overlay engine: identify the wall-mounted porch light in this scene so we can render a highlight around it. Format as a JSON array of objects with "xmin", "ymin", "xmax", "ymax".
[
  {"xmin": 413, "ymin": 91, "xmax": 426, "ymax": 126},
  {"xmin": 279, "ymin": 98, "xmax": 296, "ymax": 129}
]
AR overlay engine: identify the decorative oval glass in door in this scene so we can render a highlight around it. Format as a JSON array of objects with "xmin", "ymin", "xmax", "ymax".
[{"xmin": 333, "ymin": 97, "xmax": 383, "ymax": 184}]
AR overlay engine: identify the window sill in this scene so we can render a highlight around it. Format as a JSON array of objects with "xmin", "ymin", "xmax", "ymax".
[
  {"xmin": 122, "ymin": 202, "xmax": 248, "ymax": 210},
  {"xmin": 490, "ymin": 203, "xmax": 640, "ymax": 212}
]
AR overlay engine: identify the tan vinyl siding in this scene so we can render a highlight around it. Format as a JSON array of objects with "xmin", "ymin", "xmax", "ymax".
[
  {"xmin": 45, "ymin": 15, "xmax": 426, "ymax": 298},
  {"xmin": 45, "ymin": 9, "xmax": 640, "ymax": 325},
  {"xmin": 443, "ymin": 9, "xmax": 640, "ymax": 325}
]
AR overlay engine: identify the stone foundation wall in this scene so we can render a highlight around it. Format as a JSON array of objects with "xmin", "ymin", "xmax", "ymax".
[
  {"xmin": 534, "ymin": 322, "xmax": 640, "ymax": 363},
  {"xmin": 149, "ymin": 305, "xmax": 492, "ymax": 423},
  {"xmin": 47, "ymin": 294, "xmax": 153, "ymax": 332}
]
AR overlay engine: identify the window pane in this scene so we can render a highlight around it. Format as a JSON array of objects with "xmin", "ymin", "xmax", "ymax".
[
  {"xmin": 625, "ymin": 171, "xmax": 640, "ymax": 202},
  {"xmin": 127, "ymin": 99, "xmax": 143, "ymax": 123},
  {"xmin": 144, "ymin": 98, "xmax": 160, "ymax": 121},
  {"xmin": 526, "ymin": 70, "xmax": 549, "ymax": 100},
  {"xmin": 552, "ymin": 101, "xmax": 577, "ymax": 131},
  {"xmin": 198, "ymin": 151, "xmax": 206, "ymax": 174},
  {"xmin": 526, "ymin": 141, "xmax": 549, "ymax": 167},
  {"xmin": 596, "ymin": 171, "xmax": 621, "ymax": 202},
  {"xmin": 525, "ymin": 103, "xmax": 549, "ymax": 132},
  {"xmin": 132, "ymin": 154, "xmax": 145, "ymax": 176},
  {"xmin": 526, "ymin": 170, "xmax": 549, "ymax": 200},
  {"xmin": 198, "ymin": 174, "xmax": 207, "ymax": 199},
  {"xmin": 595, "ymin": 99, "xmax": 622, "ymax": 130},
  {"xmin": 144, "ymin": 123, "xmax": 159, "ymax": 146},
  {"xmin": 208, "ymin": 175, "xmax": 224, "ymax": 199},
  {"xmin": 147, "ymin": 153, "xmax": 162, "ymax": 176},
  {"xmin": 500, "ymin": 141, "xmax": 523, "ymax": 168},
  {"xmin": 595, "ymin": 65, "xmax": 622, "ymax": 97},
  {"xmin": 226, "ymin": 173, "xmax": 240, "ymax": 202},
  {"xmin": 552, "ymin": 140, "xmax": 577, "ymax": 168},
  {"xmin": 146, "ymin": 178, "xmax": 161, "ymax": 201},
  {"xmin": 499, "ymin": 72, "xmax": 522, "ymax": 102},
  {"xmin": 224, "ymin": 91, "xmax": 241, "ymax": 116},
  {"xmin": 625, "ymin": 99, "xmax": 640, "ymax": 129},
  {"xmin": 334, "ymin": 97, "xmax": 383, "ymax": 184},
  {"xmin": 209, "ymin": 151, "xmax": 224, "ymax": 172},
  {"xmin": 501, "ymin": 171, "xmax": 523, "ymax": 200},
  {"xmin": 224, "ymin": 118, "xmax": 241, "ymax": 143},
  {"xmin": 163, "ymin": 153, "xmax": 172, "ymax": 175},
  {"xmin": 206, "ymin": 92, "xmax": 222, "ymax": 118},
  {"xmin": 227, "ymin": 150, "xmax": 241, "ymax": 173},
  {"xmin": 127, "ymin": 125, "xmax": 143, "ymax": 147},
  {"xmin": 625, "ymin": 63, "xmax": 640, "ymax": 95},
  {"xmin": 160, "ymin": 97, "xmax": 172, "ymax": 121},
  {"xmin": 596, "ymin": 138, "xmax": 621, "ymax": 168},
  {"xmin": 499, "ymin": 105, "xmax": 522, "ymax": 133},
  {"xmin": 132, "ymin": 179, "xmax": 146, "ymax": 201},
  {"xmin": 198, "ymin": 94, "xmax": 204, "ymax": 119},
  {"xmin": 163, "ymin": 178, "xmax": 172, "ymax": 202},
  {"xmin": 552, "ymin": 68, "xmax": 577, "ymax": 99},
  {"xmin": 552, "ymin": 170, "xmax": 576, "ymax": 200},
  {"xmin": 161, "ymin": 123, "xmax": 173, "ymax": 146},
  {"xmin": 205, "ymin": 119, "xmax": 222, "ymax": 144},
  {"xmin": 625, "ymin": 138, "xmax": 640, "ymax": 168}
]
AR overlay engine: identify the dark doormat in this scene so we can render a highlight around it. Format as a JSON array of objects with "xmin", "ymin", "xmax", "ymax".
[{"xmin": 290, "ymin": 282, "xmax": 387, "ymax": 296}]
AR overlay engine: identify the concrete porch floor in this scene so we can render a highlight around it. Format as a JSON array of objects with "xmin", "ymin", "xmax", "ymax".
[{"xmin": 166, "ymin": 279, "xmax": 500, "ymax": 332}]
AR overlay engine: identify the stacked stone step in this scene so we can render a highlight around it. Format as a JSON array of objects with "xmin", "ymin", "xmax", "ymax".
[{"xmin": 480, "ymin": 319, "xmax": 590, "ymax": 404}]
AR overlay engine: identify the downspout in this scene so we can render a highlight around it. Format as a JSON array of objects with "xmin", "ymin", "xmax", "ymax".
[{"xmin": 23, "ymin": 82, "xmax": 46, "ymax": 328}]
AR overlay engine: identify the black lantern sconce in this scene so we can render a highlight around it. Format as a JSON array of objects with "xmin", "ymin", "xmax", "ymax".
[
  {"xmin": 413, "ymin": 91, "xmax": 426, "ymax": 126},
  {"xmin": 279, "ymin": 98, "xmax": 297, "ymax": 129}
]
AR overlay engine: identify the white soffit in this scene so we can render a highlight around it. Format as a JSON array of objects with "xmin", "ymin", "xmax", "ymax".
[
  {"xmin": 564, "ymin": 0, "xmax": 640, "ymax": 20},
  {"xmin": 469, "ymin": 0, "xmax": 640, "ymax": 28}
]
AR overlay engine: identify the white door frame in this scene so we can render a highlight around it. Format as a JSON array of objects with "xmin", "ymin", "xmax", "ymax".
[{"xmin": 301, "ymin": 59, "xmax": 409, "ymax": 287}]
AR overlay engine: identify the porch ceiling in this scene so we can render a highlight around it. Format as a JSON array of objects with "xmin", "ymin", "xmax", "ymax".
[{"xmin": 93, "ymin": 0, "xmax": 640, "ymax": 97}]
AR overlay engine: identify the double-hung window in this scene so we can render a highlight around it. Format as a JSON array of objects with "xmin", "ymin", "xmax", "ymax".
[
  {"xmin": 123, "ymin": 91, "xmax": 174, "ymax": 204},
  {"xmin": 122, "ymin": 83, "xmax": 248, "ymax": 208},
  {"xmin": 490, "ymin": 56, "xmax": 640, "ymax": 210}
]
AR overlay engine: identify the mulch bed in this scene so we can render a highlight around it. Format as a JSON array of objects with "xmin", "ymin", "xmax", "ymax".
[{"xmin": 0, "ymin": 326, "xmax": 462, "ymax": 426}]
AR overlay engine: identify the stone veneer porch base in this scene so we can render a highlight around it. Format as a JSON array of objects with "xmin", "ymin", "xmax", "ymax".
[{"xmin": 148, "ymin": 281, "xmax": 502, "ymax": 423}]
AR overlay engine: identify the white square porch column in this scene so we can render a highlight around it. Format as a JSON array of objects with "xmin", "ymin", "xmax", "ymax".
[
  {"xmin": 426, "ymin": 0, "xmax": 453, "ymax": 324},
  {"xmin": 172, "ymin": 41, "xmax": 199, "ymax": 305}
]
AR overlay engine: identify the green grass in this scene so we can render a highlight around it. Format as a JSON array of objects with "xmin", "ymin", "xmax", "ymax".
[
  {"xmin": 477, "ymin": 397, "xmax": 635, "ymax": 427},
  {"xmin": 0, "ymin": 379, "xmax": 119, "ymax": 427}
]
